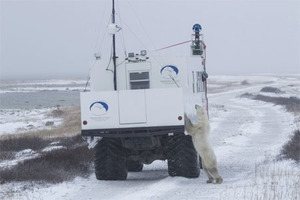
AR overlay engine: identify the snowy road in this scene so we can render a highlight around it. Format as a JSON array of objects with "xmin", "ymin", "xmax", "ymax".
[
  {"xmin": 27, "ymin": 76, "xmax": 296, "ymax": 200},
  {"xmin": 4, "ymin": 75, "xmax": 299, "ymax": 200}
]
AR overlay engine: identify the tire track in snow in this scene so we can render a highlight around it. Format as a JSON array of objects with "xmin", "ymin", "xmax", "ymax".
[{"xmin": 210, "ymin": 92, "xmax": 293, "ymax": 185}]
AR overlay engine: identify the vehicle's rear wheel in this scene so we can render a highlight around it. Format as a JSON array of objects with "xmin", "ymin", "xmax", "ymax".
[
  {"xmin": 94, "ymin": 138, "xmax": 128, "ymax": 180},
  {"xmin": 167, "ymin": 133, "xmax": 200, "ymax": 178}
]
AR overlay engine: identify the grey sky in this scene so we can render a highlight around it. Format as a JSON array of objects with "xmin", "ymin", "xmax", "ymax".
[{"xmin": 1, "ymin": 0, "xmax": 299, "ymax": 80}]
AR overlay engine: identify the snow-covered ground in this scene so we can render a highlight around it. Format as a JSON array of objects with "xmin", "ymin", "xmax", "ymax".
[
  {"xmin": 0, "ymin": 75, "xmax": 299, "ymax": 199},
  {"xmin": 0, "ymin": 78, "xmax": 86, "ymax": 135},
  {"xmin": 0, "ymin": 108, "xmax": 63, "ymax": 135}
]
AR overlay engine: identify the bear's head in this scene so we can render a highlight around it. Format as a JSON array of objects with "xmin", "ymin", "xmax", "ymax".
[{"xmin": 195, "ymin": 104, "xmax": 207, "ymax": 120}]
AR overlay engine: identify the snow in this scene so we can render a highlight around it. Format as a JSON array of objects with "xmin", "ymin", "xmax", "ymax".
[
  {"xmin": 0, "ymin": 108, "xmax": 62, "ymax": 135},
  {"xmin": 0, "ymin": 79, "xmax": 88, "ymax": 93},
  {"xmin": 0, "ymin": 87, "xmax": 84, "ymax": 93},
  {"xmin": 42, "ymin": 146, "xmax": 66, "ymax": 153},
  {"xmin": 0, "ymin": 149, "xmax": 39, "ymax": 169},
  {"xmin": 0, "ymin": 75, "xmax": 299, "ymax": 199}
]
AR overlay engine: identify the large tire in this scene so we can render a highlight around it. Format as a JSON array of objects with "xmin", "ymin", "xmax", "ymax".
[
  {"xmin": 127, "ymin": 160, "xmax": 143, "ymax": 172},
  {"xmin": 167, "ymin": 133, "xmax": 200, "ymax": 178},
  {"xmin": 94, "ymin": 138, "xmax": 128, "ymax": 180}
]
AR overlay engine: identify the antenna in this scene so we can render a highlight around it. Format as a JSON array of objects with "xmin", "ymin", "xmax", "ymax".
[
  {"xmin": 112, "ymin": 0, "xmax": 117, "ymax": 91},
  {"xmin": 192, "ymin": 24, "xmax": 209, "ymax": 117},
  {"xmin": 191, "ymin": 24, "xmax": 203, "ymax": 56}
]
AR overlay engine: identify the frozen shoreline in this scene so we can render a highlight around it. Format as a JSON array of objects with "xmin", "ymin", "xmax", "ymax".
[
  {"xmin": 0, "ymin": 79, "xmax": 87, "ymax": 94},
  {"xmin": 0, "ymin": 79, "xmax": 85, "ymax": 135},
  {"xmin": 0, "ymin": 108, "xmax": 63, "ymax": 135}
]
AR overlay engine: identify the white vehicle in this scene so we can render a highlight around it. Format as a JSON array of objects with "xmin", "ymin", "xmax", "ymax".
[{"xmin": 80, "ymin": 1, "xmax": 208, "ymax": 180}]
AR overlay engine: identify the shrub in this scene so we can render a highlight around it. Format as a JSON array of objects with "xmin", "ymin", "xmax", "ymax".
[
  {"xmin": 241, "ymin": 80, "xmax": 250, "ymax": 85},
  {"xmin": 280, "ymin": 130, "xmax": 300, "ymax": 162},
  {"xmin": 0, "ymin": 106, "xmax": 94, "ymax": 184},
  {"xmin": 240, "ymin": 93, "xmax": 255, "ymax": 99},
  {"xmin": 0, "ymin": 145, "xmax": 93, "ymax": 184},
  {"xmin": 260, "ymin": 87, "xmax": 283, "ymax": 94},
  {"xmin": 0, "ymin": 135, "xmax": 84, "ymax": 152},
  {"xmin": 255, "ymin": 95, "xmax": 300, "ymax": 112},
  {"xmin": 241, "ymin": 93, "xmax": 300, "ymax": 112},
  {"xmin": 0, "ymin": 136, "xmax": 50, "ymax": 152},
  {"xmin": 0, "ymin": 151, "xmax": 15, "ymax": 160}
]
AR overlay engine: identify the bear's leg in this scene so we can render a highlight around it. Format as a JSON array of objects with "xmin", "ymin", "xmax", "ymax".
[
  {"xmin": 201, "ymin": 159, "xmax": 214, "ymax": 183},
  {"xmin": 206, "ymin": 167, "xmax": 223, "ymax": 184}
]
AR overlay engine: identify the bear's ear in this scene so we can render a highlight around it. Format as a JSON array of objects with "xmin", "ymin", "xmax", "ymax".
[{"xmin": 195, "ymin": 104, "xmax": 201, "ymax": 109}]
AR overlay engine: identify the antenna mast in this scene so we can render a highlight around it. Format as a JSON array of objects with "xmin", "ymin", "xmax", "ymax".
[{"xmin": 112, "ymin": 0, "xmax": 117, "ymax": 91}]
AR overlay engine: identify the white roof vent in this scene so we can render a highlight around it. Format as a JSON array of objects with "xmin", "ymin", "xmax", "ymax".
[
  {"xmin": 107, "ymin": 24, "xmax": 121, "ymax": 35},
  {"xmin": 140, "ymin": 50, "xmax": 147, "ymax": 56}
]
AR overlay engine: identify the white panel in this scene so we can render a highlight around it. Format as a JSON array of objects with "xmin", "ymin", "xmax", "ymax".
[
  {"xmin": 118, "ymin": 90, "xmax": 147, "ymax": 124},
  {"xmin": 90, "ymin": 58, "xmax": 127, "ymax": 91},
  {"xmin": 81, "ymin": 88, "xmax": 185, "ymax": 130},
  {"xmin": 90, "ymin": 59, "xmax": 114, "ymax": 91},
  {"xmin": 80, "ymin": 91, "xmax": 119, "ymax": 130},
  {"xmin": 146, "ymin": 88, "xmax": 184, "ymax": 126},
  {"xmin": 149, "ymin": 56, "xmax": 188, "ymax": 89}
]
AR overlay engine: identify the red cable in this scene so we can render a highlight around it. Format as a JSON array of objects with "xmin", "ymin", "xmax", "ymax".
[{"xmin": 155, "ymin": 40, "xmax": 192, "ymax": 51}]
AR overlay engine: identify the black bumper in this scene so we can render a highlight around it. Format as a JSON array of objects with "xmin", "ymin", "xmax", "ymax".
[{"xmin": 81, "ymin": 125, "xmax": 185, "ymax": 138}]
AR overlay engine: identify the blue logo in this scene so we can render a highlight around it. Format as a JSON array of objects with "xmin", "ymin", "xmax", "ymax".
[
  {"xmin": 160, "ymin": 65, "xmax": 179, "ymax": 79},
  {"xmin": 90, "ymin": 101, "xmax": 109, "ymax": 116}
]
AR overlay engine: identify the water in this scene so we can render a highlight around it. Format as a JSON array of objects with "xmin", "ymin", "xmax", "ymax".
[
  {"xmin": 0, "ymin": 79, "xmax": 88, "ymax": 109},
  {"xmin": 0, "ymin": 91, "xmax": 80, "ymax": 109},
  {"xmin": 0, "ymin": 79, "xmax": 88, "ymax": 134}
]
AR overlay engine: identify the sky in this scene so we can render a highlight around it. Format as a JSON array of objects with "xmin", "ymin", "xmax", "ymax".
[{"xmin": 0, "ymin": 0, "xmax": 299, "ymax": 80}]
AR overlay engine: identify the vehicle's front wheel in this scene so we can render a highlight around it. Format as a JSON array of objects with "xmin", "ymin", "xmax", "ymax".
[{"xmin": 94, "ymin": 138, "xmax": 128, "ymax": 180}]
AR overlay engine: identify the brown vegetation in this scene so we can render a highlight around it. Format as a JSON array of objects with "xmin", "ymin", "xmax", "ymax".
[
  {"xmin": 241, "ymin": 92, "xmax": 300, "ymax": 113},
  {"xmin": 260, "ymin": 86, "xmax": 284, "ymax": 94},
  {"xmin": 0, "ymin": 106, "xmax": 81, "ymax": 141},
  {"xmin": 280, "ymin": 130, "xmax": 300, "ymax": 162},
  {"xmin": 0, "ymin": 135, "xmax": 94, "ymax": 184},
  {"xmin": 0, "ymin": 106, "xmax": 94, "ymax": 184}
]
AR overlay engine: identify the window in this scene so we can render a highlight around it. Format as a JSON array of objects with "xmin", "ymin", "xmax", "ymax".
[
  {"xmin": 196, "ymin": 72, "xmax": 204, "ymax": 92},
  {"xmin": 129, "ymin": 72, "xmax": 150, "ymax": 90},
  {"xmin": 192, "ymin": 71, "xmax": 195, "ymax": 93}
]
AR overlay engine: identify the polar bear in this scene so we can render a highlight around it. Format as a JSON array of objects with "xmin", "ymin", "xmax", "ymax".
[{"xmin": 185, "ymin": 105, "xmax": 223, "ymax": 184}]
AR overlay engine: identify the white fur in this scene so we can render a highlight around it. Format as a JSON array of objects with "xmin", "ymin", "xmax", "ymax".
[{"xmin": 185, "ymin": 105, "xmax": 223, "ymax": 184}]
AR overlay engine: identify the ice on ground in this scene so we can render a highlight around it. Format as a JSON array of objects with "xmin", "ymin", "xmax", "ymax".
[
  {"xmin": 0, "ymin": 149, "xmax": 39, "ymax": 169},
  {"xmin": 0, "ymin": 108, "xmax": 62, "ymax": 135},
  {"xmin": 42, "ymin": 146, "xmax": 66, "ymax": 152},
  {"xmin": 0, "ymin": 79, "xmax": 87, "ymax": 93},
  {"xmin": 15, "ymin": 149, "xmax": 35, "ymax": 158}
]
